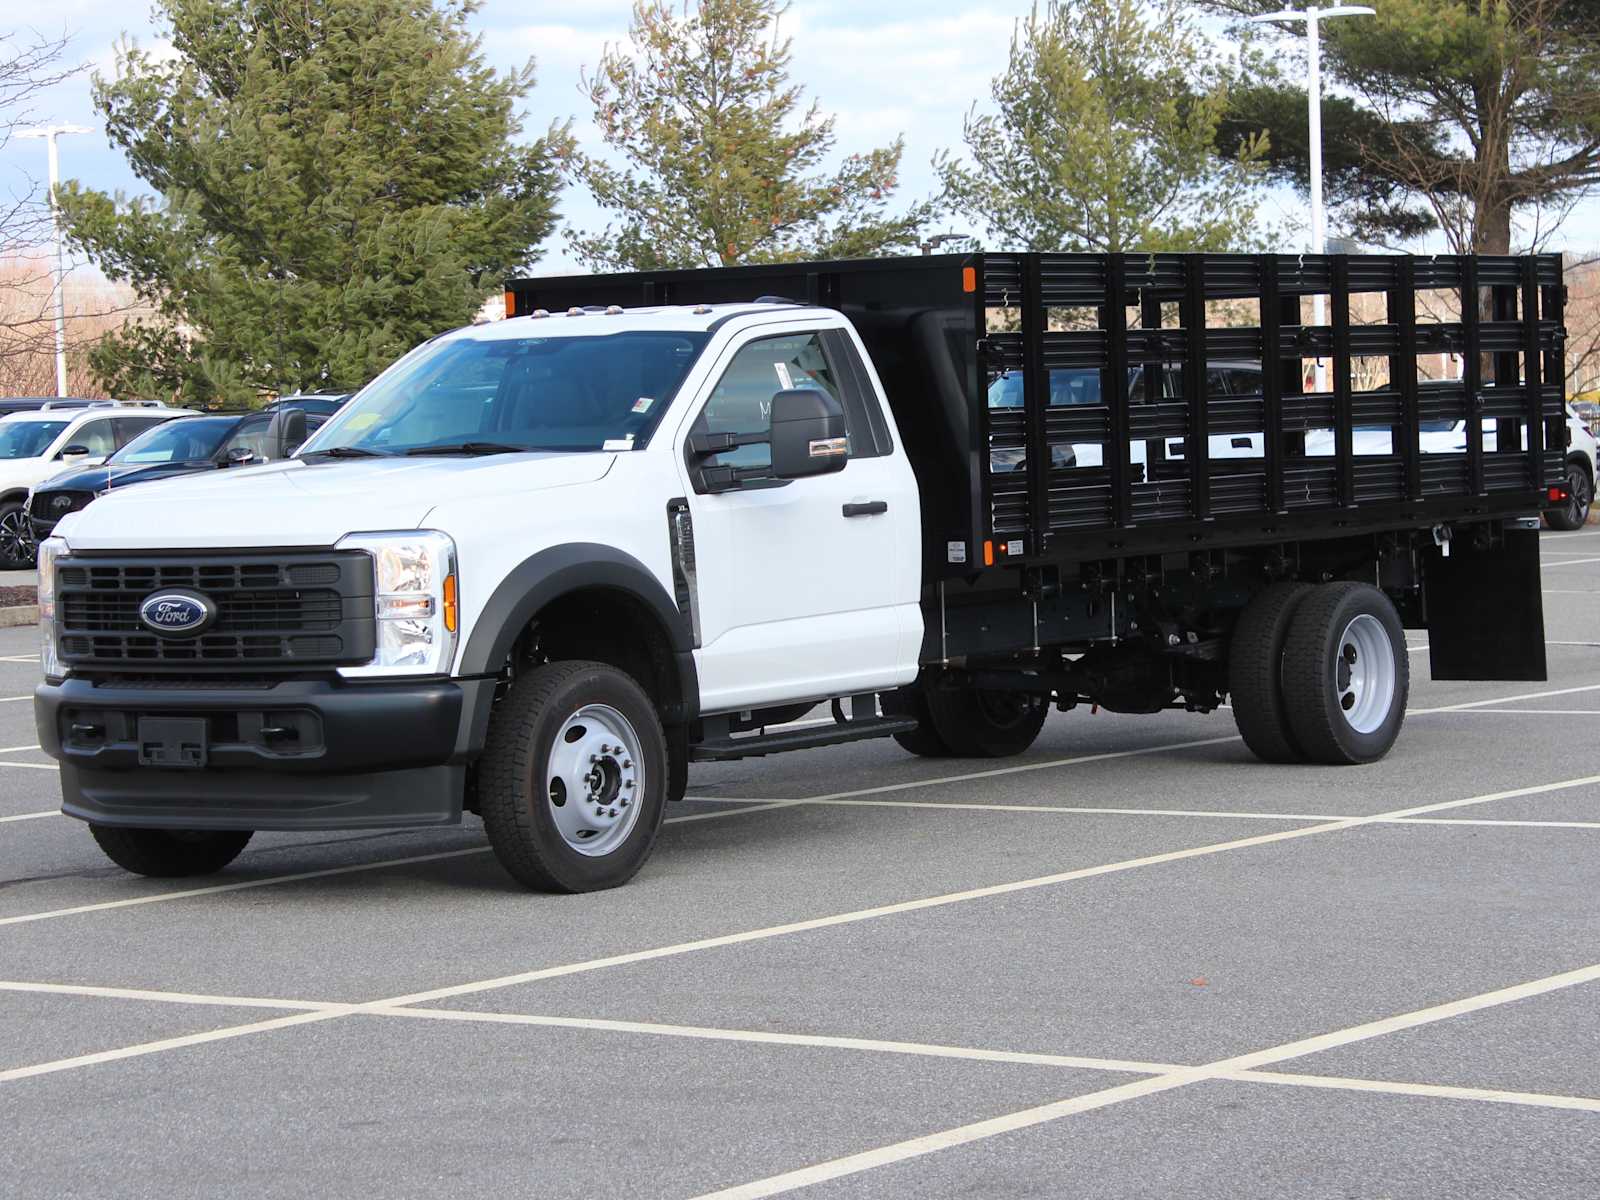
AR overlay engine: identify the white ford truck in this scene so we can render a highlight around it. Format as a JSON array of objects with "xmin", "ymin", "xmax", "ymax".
[{"xmin": 36, "ymin": 253, "xmax": 1567, "ymax": 892}]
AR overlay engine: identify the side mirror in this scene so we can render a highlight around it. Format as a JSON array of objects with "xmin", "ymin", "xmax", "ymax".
[
  {"xmin": 226, "ymin": 447, "xmax": 257, "ymax": 466},
  {"xmin": 769, "ymin": 389, "xmax": 848, "ymax": 479},
  {"xmin": 59, "ymin": 444, "xmax": 90, "ymax": 459},
  {"xmin": 266, "ymin": 406, "xmax": 307, "ymax": 459}
]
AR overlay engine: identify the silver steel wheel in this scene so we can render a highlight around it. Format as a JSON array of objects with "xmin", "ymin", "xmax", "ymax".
[
  {"xmin": 545, "ymin": 703, "xmax": 645, "ymax": 857},
  {"xmin": 1334, "ymin": 613, "xmax": 1396, "ymax": 734}
]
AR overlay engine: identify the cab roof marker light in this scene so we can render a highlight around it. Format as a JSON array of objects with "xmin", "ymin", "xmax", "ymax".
[
  {"xmin": 566, "ymin": 306, "xmax": 584, "ymax": 317},
  {"xmin": 692, "ymin": 304, "xmax": 713, "ymax": 315},
  {"xmin": 605, "ymin": 305, "xmax": 624, "ymax": 316},
  {"xmin": 531, "ymin": 308, "xmax": 550, "ymax": 319}
]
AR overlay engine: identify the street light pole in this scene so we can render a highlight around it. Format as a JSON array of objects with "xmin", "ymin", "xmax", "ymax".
[
  {"xmin": 1249, "ymin": 6, "xmax": 1372, "ymax": 390},
  {"xmin": 17, "ymin": 124, "xmax": 93, "ymax": 397}
]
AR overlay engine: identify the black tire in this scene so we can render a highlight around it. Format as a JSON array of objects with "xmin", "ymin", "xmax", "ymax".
[
  {"xmin": 89, "ymin": 826, "xmax": 253, "ymax": 877},
  {"xmin": 1228, "ymin": 582, "xmax": 1312, "ymax": 763},
  {"xmin": 1282, "ymin": 582, "xmax": 1409, "ymax": 765},
  {"xmin": 922, "ymin": 678, "xmax": 1049, "ymax": 758},
  {"xmin": 1544, "ymin": 460, "xmax": 1593, "ymax": 530},
  {"xmin": 884, "ymin": 685, "xmax": 956, "ymax": 758},
  {"xmin": 0, "ymin": 500, "xmax": 32, "ymax": 569},
  {"xmin": 478, "ymin": 660, "xmax": 668, "ymax": 892}
]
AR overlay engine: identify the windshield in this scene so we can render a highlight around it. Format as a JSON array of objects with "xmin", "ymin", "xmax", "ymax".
[
  {"xmin": 112, "ymin": 417, "xmax": 237, "ymax": 464},
  {"xmin": 304, "ymin": 331, "xmax": 711, "ymax": 455},
  {"xmin": 0, "ymin": 420, "xmax": 67, "ymax": 460}
]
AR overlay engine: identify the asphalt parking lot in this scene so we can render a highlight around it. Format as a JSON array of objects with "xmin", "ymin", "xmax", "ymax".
[{"xmin": 3, "ymin": 528, "xmax": 1600, "ymax": 1198}]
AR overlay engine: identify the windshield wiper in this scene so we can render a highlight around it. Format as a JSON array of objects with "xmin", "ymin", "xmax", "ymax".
[
  {"xmin": 405, "ymin": 441, "xmax": 528, "ymax": 457},
  {"xmin": 304, "ymin": 445, "xmax": 387, "ymax": 459}
]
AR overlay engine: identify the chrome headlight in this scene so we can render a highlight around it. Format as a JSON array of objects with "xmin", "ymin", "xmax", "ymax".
[
  {"xmin": 336, "ymin": 531, "xmax": 458, "ymax": 677},
  {"xmin": 38, "ymin": 536, "xmax": 66, "ymax": 682}
]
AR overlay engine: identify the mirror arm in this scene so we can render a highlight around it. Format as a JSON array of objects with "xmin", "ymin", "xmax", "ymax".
[
  {"xmin": 696, "ymin": 463, "xmax": 776, "ymax": 494},
  {"xmin": 688, "ymin": 430, "xmax": 769, "ymax": 457}
]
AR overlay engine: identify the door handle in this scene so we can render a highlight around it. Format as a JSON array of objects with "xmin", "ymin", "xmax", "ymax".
[{"xmin": 842, "ymin": 500, "xmax": 888, "ymax": 517}]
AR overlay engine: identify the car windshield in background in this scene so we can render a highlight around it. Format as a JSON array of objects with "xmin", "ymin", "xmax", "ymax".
[
  {"xmin": 0, "ymin": 421, "xmax": 67, "ymax": 460},
  {"xmin": 305, "ymin": 331, "xmax": 711, "ymax": 456},
  {"xmin": 113, "ymin": 417, "xmax": 237, "ymax": 464}
]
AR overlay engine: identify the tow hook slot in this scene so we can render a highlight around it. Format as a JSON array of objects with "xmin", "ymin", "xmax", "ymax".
[{"xmin": 136, "ymin": 717, "xmax": 208, "ymax": 769}]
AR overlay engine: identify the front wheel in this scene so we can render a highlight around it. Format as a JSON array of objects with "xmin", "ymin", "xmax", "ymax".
[
  {"xmin": 0, "ymin": 500, "xmax": 33, "ymax": 569},
  {"xmin": 478, "ymin": 660, "xmax": 668, "ymax": 892},
  {"xmin": 1281, "ymin": 583, "xmax": 1409, "ymax": 765},
  {"xmin": 89, "ymin": 826, "xmax": 253, "ymax": 877},
  {"xmin": 1544, "ymin": 461, "xmax": 1593, "ymax": 530}
]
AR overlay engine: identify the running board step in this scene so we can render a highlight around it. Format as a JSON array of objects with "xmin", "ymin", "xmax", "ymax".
[{"xmin": 690, "ymin": 717, "xmax": 918, "ymax": 762}]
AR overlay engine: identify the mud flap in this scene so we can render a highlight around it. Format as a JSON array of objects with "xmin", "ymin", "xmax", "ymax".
[{"xmin": 1426, "ymin": 523, "xmax": 1548, "ymax": 681}]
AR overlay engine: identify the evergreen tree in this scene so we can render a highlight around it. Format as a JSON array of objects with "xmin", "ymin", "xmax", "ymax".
[
  {"xmin": 59, "ymin": 0, "xmax": 571, "ymax": 405},
  {"xmin": 939, "ymin": 0, "xmax": 1270, "ymax": 253},
  {"xmin": 570, "ymin": 0, "xmax": 934, "ymax": 270},
  {"xmin": 1213, "ymin": 0, "xmax": 1600, "ymax": 253}
]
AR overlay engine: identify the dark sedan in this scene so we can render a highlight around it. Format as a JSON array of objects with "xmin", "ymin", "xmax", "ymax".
[{"xmin": 27, "ymin": 407, "xmax": 319, "ymax": 542}]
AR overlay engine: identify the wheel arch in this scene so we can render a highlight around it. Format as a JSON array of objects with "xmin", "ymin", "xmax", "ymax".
[{"xmin": 459, "ymin": 543, "xmax": 698, "ymax": 723}]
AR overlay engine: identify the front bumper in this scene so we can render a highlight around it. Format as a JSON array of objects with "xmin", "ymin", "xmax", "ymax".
[{"xmin": 36, "ymin": 674, "xmax": 496, "ymax": 831}]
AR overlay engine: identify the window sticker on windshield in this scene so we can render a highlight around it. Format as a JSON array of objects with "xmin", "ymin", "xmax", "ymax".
[
  {"xmin": 631, "ymin": 396, "xmax": 655, "ymax": 414},
  {"xmin": 602, "ymin": 435, "xmax": 635, "ymax": 451},
  {"xmin": 774, "ymin": 362, "xmax": 794, "ymax": 391}
]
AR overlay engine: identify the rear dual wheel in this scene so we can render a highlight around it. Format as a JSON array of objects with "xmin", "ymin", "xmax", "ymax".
[
  {"xmin": 890, "ymin": 676, "xmax": 1048, "ymax": 759},
  {"xmin": 1230, "ymin": 581, "xmax": 1408, "ymax": 765}
]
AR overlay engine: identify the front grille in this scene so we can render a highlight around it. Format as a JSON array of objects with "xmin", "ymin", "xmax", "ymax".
[
  {"xmin": 31, "ymin": 490, "xmax": 93, "ymax": 523},
  {"xmin": 57, "ymin": 552, "xmax": 375, "ymax": 671}
]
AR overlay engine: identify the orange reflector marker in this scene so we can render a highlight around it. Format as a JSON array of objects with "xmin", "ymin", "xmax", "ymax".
[
  {"xmin": 983, "ymin": 539, "xmax": 994, "ymax": 566},
  {"xmin": 504, "ymin": 290, "xmax": 516, "ymax": 319},
  {"xmin": 962, "ymin": 266, "xmax": 976, "ymax": 293},
  {"xmin": 443, "ymin": 574, "xmax": 458, "ymax": 633}
]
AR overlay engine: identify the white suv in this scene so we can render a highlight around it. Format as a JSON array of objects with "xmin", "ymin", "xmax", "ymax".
[{"xmin": 0, "ymin": 404, "xmax": 180, "ymax": 567}]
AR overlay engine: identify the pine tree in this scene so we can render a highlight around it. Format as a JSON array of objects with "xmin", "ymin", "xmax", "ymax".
[
  {"xmin": 1214, "ymin": 0, "xmax": 1600, "ymax": 253},
  {"xmin": 59, "ymin": 0, "xmax": 571, "ymax": 405},
  {"xmin": 939, "ymin": 0, "xmax": 1270, "ymax": 253},
  {"xmin": 569, "ymin": 0, "xmax": 934, "ymax": 270}
]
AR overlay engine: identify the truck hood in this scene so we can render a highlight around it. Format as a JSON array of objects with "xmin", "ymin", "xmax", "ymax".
[{"xmin": 54, "ymin": 452, "xmax": 617, "ymax": 550}]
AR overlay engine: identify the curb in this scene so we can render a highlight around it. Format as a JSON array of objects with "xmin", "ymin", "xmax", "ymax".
[{"xmin": 0, "ymin": 605, "xmax": 38, "ymax": 628}]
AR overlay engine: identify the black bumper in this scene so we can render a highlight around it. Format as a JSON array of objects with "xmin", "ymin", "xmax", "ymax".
[{"xmin": 36, "ymin": 675, "xmax": 496, "ymax": 831}]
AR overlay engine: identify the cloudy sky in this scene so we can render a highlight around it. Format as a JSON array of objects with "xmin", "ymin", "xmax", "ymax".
[{"xmin": 10, "ymin": 0, "xmax": 1582, "ymax": 276}]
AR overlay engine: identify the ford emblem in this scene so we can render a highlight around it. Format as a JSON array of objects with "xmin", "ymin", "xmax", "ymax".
[{"xmin": 138, "ymin": 590, "xmax": 216, "ymax": 637}]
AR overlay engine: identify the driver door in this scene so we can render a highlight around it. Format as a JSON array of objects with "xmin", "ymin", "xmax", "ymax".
[{"xmin": 679, "ymin": 328, "xmax": 919, "ymax": 713}]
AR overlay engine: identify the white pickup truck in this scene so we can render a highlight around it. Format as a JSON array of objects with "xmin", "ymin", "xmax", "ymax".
[{"xmin": 35, "ymin": 253, "xmax": 1566, "ymax": 893}]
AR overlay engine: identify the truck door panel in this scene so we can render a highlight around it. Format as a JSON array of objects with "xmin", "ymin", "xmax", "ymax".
[{"xmin": 680, "ymin": 328, "xmax": 919, "ymax": 712}]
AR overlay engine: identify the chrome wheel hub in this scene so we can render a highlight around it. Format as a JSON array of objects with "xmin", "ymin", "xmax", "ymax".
[{"xmin": 545, "ymin": 704, "xmax": 645, "ymax": 856}]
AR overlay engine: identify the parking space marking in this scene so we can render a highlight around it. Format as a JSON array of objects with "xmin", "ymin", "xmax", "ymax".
[
  {"xmin": 1540, "ymin": 556, "xmax": 1600, "ymax": 567},
  {"xmin": 1228, "ymin": 1068, "xmax": 1600, "ymax": 1114},
  {"xmin": 1434, "ymin": 707, "xmax": 1600, "ymax": 715},
  {"xmin": 0, "ymin": 744, "xmax": 41, "ymax": 754},
  {"xmin": 692, "ymin": 960, "xmax": 1600, "ymax": 1199},
  {"xmin": 3, "ymin": 773, "xmax": 1597, "ymax": 1089},
  {"xmin": 0, "ymin": 809, "xmax": 57, "ymax": 823},
  {"xmin": 0, "ymin": 979, "xmax": 343, "ymax": 1012},
  {"xmin": 373, "ymin": 1006, "xmax": 1179, "ymax": 1075},
  {"xmin": 1413, "ymin": 683, "xmax": 1600, "ymax": 713},
  {"xmin": 0, "ymin": 695, "xmax": 30, "ymax": 703},
  {"xmin": 0, "ymin": 802, "xmax": 798, "ymax": 928},
  {"xmin": 0, "ymin": 761, "xmax": 57, "ymax": 770},
  {"xmin": 0, "ymin": 1008, "xmax": 351, "ymax": 1084}
]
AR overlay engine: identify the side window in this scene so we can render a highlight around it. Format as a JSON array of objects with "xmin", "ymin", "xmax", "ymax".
[
  {"xmin": 821, "ymin": 329, "xmax": 890, "ymax": 457},
  {"xmin": 691, "ymin": 332, "xmax": 845, "ymax": 470},
  {"xmin": 69, "ymin": 418, "xmax": 117, "ymax": 457},
  {"xmin": 1221, "ymin": 367, "xmax": 1262, "ymax": 396},
  {"xmin": 112, "ymin": 417, "xmax": 164, "ymax": 448}
]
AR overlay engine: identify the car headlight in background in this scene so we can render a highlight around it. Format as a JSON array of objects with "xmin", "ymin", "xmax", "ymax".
[
  {"xmin": 336, "ymin": 530, "xmax": 458, "ymax": 678},
  {"xmin": 38, "ymin": 536, "xmax": 66, "ymax": 682}
]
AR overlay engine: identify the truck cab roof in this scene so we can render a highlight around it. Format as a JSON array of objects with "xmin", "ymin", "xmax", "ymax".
[{"xmin": 457, "ymin": 301, "xmax": 828, "ymax": 343}]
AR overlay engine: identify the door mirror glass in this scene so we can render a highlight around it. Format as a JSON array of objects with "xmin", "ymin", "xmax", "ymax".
[
  {"xmin": 226, "ymin": 446, "xmax": 257, "ymax": 466},
  {"xmin": 769, "ymin": 389, "xmax": 848, "ymax": 479},
  {"xmin": 59, "ymin": 444, "xmax": 90, "ymax": 459}
]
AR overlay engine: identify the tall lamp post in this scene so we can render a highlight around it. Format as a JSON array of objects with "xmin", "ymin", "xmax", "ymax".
[
  {"xmin": 16, "ymin": 124, "xmax": 93, "ymax": 397},
  {"xmin": 1249, "ymin": 6, "xmax": 1372, "ymax": 390}
]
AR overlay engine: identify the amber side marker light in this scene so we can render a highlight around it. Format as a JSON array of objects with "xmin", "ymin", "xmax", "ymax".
[
  {"xmin": 504, "ymin": 290, "xmax": 516, "ymax": 319},
  {"xmin": 983, "ymin": 539, "xmax": 994, "ymax": 566},
  {"xmin": 962, "ymin": 267, "xmax": 977, "ymax": 294},
  {"xmin": 443, "ymin": 574, "xmax": 458, "ymax": 633}
]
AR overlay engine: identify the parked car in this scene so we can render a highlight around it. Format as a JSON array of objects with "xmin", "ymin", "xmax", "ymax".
[
  {"xmin": 0, "ymin": 404, "xmax": 183, "ymax": 568},
  {"xmin": 268, "ymin": 392, "xmax": 349, "ymax": 418},
  {"xmin": 0, "ymin": 397, "xmax": 111, "ymax": 417},
  {"xmin": 27, "ymin": 407, "xmax": 318, "ymax": 545}
]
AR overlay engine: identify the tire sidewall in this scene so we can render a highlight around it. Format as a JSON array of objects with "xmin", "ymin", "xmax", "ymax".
[
  {"xmin": 1306, "ymin": 588, "xmax": 1408, "ymax": 763},
  {"xmin": 521, "ymin": 666, "xmax": 668, "ymax": 891}
]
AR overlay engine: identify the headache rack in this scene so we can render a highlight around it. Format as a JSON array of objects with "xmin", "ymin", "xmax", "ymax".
[{"xmin": 508, "ymin": 252, "xmax": 1567, "ymax": 579}]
